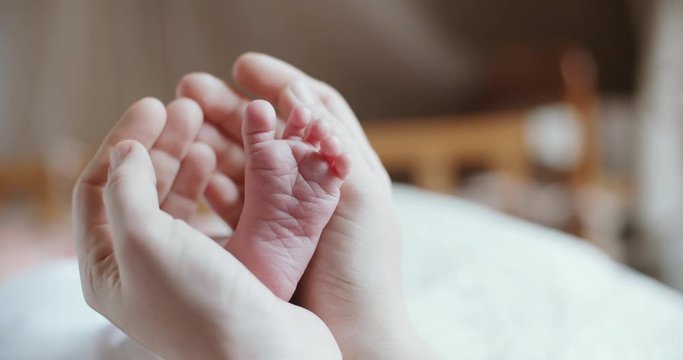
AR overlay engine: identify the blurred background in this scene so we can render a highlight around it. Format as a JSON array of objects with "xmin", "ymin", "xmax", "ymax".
[{"xmin": 1, "ymin": 0, "xmax": 682, "ymax": 291}]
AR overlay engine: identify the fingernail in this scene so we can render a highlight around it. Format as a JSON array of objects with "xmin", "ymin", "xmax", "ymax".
[
  {"xmin": 290, "ymin": 79, "xmax": 316, "ymax": 105},
  {"xmin": 110, "ymin": 142, "xmax": 132, "ymax": 170}
]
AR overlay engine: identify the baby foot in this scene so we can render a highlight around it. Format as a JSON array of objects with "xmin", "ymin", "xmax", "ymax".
[{"xmin": 227, "ymin": 100, "xmax": 351, "ymax": 300}]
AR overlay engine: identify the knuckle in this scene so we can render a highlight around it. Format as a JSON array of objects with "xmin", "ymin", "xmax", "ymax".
[{"xmin": 104, "ymin": 171, "xmax": 128, "ymax": 197}]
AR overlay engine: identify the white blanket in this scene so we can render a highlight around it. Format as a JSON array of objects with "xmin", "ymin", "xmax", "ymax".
[
  {"xmin": 1, "ymin": 185, "xmax": 682, "ymax": 359},
  {"xmin": 396, "ymin": 186, "xmax": 683, "ymax": 359}
]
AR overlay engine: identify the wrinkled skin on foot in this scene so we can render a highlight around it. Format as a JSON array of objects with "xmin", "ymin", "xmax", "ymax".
[
  {"xmin": 177, "ymin": 53, "xmax": 439, "ymax": 359},
  {"xmin": 73, "ymin": 98, "xmax": 341, "ymax": 360},
  {"xmin": 228, "ymin": 100, "xmax": 350, "ymax": 300}
]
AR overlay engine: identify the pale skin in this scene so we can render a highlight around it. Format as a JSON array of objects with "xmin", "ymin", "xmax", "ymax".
[
  {"xmin": 229, "ymin": 99, "xmax": 351, "ymax": 301},
  {"xmin": 74, "ymin": 98, "xmax": 342, "ymax": 359},
  {"xmin": 73, "ymin": 53, "xmax": 438, "ymax": 359}
]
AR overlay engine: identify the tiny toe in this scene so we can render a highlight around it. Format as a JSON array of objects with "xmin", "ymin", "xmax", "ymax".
[
  {"xmin": 304, "ymin": 119, "xmax": 329, "ymax": 147},
  {"xmin": 332, "ymin": 153, "xmax": 352, "ymax": 179},
  {"xmin": 283, "ymin": 106, "xmax": 311, "ymax": 140},
  {"xmin": 243, "ymin": 100, "xmax": 277, "ymax": 150},
  {"xmin": 320, "ymin": 135, "xmax": 342, "ymax": 159}
]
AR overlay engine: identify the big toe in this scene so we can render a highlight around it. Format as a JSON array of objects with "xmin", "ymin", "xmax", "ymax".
[{"xmin": 243, "ymin": 100, "xmax": 277, "ymax": 150}]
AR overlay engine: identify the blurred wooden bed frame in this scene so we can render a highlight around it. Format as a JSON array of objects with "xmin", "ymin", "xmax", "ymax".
[
  {"xmin": 363, "ymin": 46, "xmax": 601, "ymax": 219},
  {"xmin": 0, "ymin": 47, "xmax": 599, "ymax": 225},
  {"xmin": 0, "ymin": 158, "xmax": 58, "ymax": 219}
]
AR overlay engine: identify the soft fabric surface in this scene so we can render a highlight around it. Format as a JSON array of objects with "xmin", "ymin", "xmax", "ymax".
[
  {"xmin": 2, "ymin": 185, "xmax": 682, "ymax": 359},
  {"xmin": 396, "ymin": 185, "xmax": 683, "ymax": 359}
]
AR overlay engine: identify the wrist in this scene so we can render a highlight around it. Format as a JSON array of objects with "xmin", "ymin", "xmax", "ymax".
[
  {"xmin": 332, "ymin": 297, "xmax": 439, "ymax": 360},
  {"xmin": 338, "ymin": 322, "xmax": 438, "ymax": 359},
  {"xmin": 219, "ymin": 300, "xmax": 341, "ymax": 360}
]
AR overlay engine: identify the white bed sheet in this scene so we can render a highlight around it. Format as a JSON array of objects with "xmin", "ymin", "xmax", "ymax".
[
  {"xmin": 1, "ymin": 185, "xmax": 682, "ymax": 359},
  {"xmin": 396, "ymin": 185, "xmax": 683, "ymax": 359}
]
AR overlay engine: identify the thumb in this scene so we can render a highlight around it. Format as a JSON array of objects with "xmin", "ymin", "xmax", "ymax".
[{"xmin": 104, "ymin": 140, "xmax": 162, "ymax": 246}]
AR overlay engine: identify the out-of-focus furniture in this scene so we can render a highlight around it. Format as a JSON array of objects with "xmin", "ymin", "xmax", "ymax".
[
  {"xmin": 365, "ymin": 46, "xmax": 599, "ymax": 193},
  {"xmin": 365, "ymin": 111, "xmax": 529, "ymax": 193},
  {"xmin": 0, "ymin": 147, "xmax": 87, "ymax": 220},
  {"xmin": 364, "ymin": 46, "xmax": 601, "ymax": 236},
  {"xmin": 0, "ymin": 158, "xmax": 58, "ymax": 219}
]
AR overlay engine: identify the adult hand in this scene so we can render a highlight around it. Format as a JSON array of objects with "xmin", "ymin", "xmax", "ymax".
[
  {"xmin": 72, "ymin": 98, "xmax": 340, "ymax": 359},
  {"xmin": 177, "ymin": 53, "xmax": 437, "ymax": 359}
]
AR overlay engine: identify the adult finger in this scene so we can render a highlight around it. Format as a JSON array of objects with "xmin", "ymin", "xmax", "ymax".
[
  {"xmin": 104, "ymin": 140, "xmax": 162, "ymax": 254},
  {"xmin": 195, "ymin": 122, "xmax": 245, "ymax": 228},
  {"xmin": 196, "ymin": 122, "xmax": 245, "ymax": 184},
  {"xmin": 151, "ymin": 98, "xmax": 203, "ymax": 202},
  {"xmin": 160, "ymin": 142, "xmax": 216, "ymax": 221},
  {"xmin": 176, "ymin": 72, "xmax": 248, "ymax": 144},
  {"xmin": 232, "ymin": 53, "xmax": 365, "ymax": 143},
  {"xmin": 177, "ymin": 73, "xmax": 249, "ymax": 226},
  {"xmin": 232, "ymin": 53, "xmax": 383, "ymax": 170},
  {"xmin": 204, "ymin": 172, "xmax": 242, "ymax": 228},
  {"xmin": 73, "ymin": 98, "xmax": 166, "ymax": 266}
]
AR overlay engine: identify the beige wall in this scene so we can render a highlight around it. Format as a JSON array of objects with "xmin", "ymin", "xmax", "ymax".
[
  {"xmin": 0, "ymin": 0, "xmax": 478, "ymax": 158},
  {"xmin": 0, "ymin": 0, "xmax": 636, "ymax": 157}
]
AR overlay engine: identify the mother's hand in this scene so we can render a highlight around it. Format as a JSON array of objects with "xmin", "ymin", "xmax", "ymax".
[
  {"xmin": 72, "ymin": 98, "xmax": 340, "ymax": 359},
  {"xmin": 178, "ymin": 53, "xmax": 436, "ymax": 359}
]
